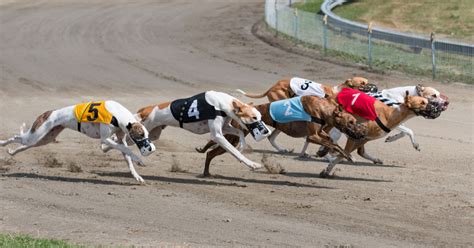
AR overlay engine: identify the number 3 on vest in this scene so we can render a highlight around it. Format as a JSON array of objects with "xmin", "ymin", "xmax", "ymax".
[
  {"xmin": 351, "ymin": 93, "xmax": 360, "ymax": 106},
  {"xmin": 188, "ymin": 99, "xmax": 200, "ymax": 119}
]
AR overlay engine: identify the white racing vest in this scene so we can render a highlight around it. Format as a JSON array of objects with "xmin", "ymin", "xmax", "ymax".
[{"xmin": 289, "ymin": 77, "xmax": 326, "ymax": 97}]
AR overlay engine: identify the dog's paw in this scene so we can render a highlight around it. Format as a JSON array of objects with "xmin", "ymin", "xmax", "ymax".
[
  {"xmin": 413, "ymin": 143, "xmax": 421, "ymax": 151},
  {"xmin": 298, "ymin": 153, "xmax": 310, "ymax": 158},
  {"xmin": 319, "ymin": 170, "xmax": 331, "ymax": 178},
  {"xmin": 101, "ymin": 144, "xmax": 112, "ymax": 153},
  {"xmin": 195, "ymin": 147, "xmax": 206, "ymax": 153},
  {"xmin": 250, "ymin": 162, "xmax": 263, "ymax": 170},
  {"xmin": 134, "ymin": 174, "xmax": 146, "ymax": 184},
  {"xmin": 373, "ymin": 159, "xmax": 383, "ymax": 164},
  {"xmin": 278, "ymin": 148, "xmax": 294, "ymax": 154},
  {"xmin": 7, "ymin": 148, "xmax": 15, "ymax": 156}
]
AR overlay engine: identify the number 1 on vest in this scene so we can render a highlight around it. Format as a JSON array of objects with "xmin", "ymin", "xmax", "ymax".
[
  {"xmin": 351, "ymin": 93, "xmax": 361, "ymax": 106},
  {"xmin": 188, "ymin": 100, "xmax": 200, "ymax": 119}
]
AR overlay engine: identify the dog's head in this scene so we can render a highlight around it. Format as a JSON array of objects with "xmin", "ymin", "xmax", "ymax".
[
  {"xmin": 404, "ymin": 91, "xmax": 429, "ymax": 114},
  {"xmin": 232, "ymin": 100, "xmax": 271, "ymax": 141},
  {"xmin": 333, "ymin": 104, "xmax": 368, "ymax": 140},
  {"xmin": 415, "ymin": 84, "xmax": 449, "ymax": 111},
  {"xmin": 126, "ymin": 122, "xmax": 156, "ymax": 156},
  {"xmin": 343, "ymin": 76, "xmax": 369, "ymax": 90}
]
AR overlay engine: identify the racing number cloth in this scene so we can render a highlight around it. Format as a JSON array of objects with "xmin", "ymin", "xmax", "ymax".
[
  {"xmin": 269, "ymin": 97, "xmax": 312, "ymax": 124},
  {"xmin": 74, "ymin": 101, "xmax": 115, "ymax": 131},
  {"xmin": 170, "ymin": 92, "xmax": 225, "ymax": 127},
  {"xmin": 289, "ymin": 77, "xmax": 326, "ymax": 98},
  {"xmin": 337, "ymin": 88, "xmax": 378, "ymax": 121}
]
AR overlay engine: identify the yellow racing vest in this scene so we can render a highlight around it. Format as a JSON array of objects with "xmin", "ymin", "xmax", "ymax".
[{"xmin": 74, "ymin": 101, "xmax": 114, "ymax": 131}]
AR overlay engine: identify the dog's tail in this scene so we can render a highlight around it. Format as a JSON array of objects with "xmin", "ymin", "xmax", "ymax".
[
  {"xmin": 20, "ymin": 122, "xmax": 27, "ymax": 136},
  {"xmin": 236, "ymin": 88, "xmax": 270, "ymax": 99}
]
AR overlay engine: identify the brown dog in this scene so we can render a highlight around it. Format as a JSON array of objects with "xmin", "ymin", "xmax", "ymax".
[
  {"xmin": 236, "ymin": 76, "xmax": 369, "ymax": 101},
  {"xmin": 196, "ymin": 96, "xmax": 368, "ymax": 177},
  {"xmin": 320, "ymin": 91, "xmax": 429, "ymax": 177}
]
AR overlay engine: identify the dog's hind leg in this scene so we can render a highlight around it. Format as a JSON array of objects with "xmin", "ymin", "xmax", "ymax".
[
  {"xmin": 357, "ymin": 145, "xmax": 383, "ymax": 164},
  {"xmin": 0, "ymin": 135, "xmax": 22, "ymax": 146},
  {"xmin": 196, "ymin": 139, "xmax": 219, "ymax": 153},
  {"xmin": 268, "ymin": 129, "xmax": 293, "ymax": 154},
  {"xmin": 298, "ymin": 139, "xmax": 310, "ymax": 157},
  {"xmin": 7, "ymin": 125, "xmax": 65, "ymax": 156}
]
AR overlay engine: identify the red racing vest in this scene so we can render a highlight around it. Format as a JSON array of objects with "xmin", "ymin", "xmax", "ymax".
[{"xmin": 337, "ymin": 88, "xmax": 378, "ymax": 121}]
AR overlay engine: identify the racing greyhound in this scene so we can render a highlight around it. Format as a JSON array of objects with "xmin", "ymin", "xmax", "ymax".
[
  {"xmin": 320, "ymin": 90, "xmax": 431, "ymax": 177},
  {"xmin": 133, "ymin": 91, "xmax": 271, "ymax": 172},
  {"xmin": 316, "ymin": 84, "xmax": 449, "ymax": 157},
  {"xmin": 0, "ymin": 100, "xmax": 156, "ymax": 183}
]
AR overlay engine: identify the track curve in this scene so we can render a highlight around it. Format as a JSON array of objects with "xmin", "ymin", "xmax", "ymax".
[{"xmin": 0, "ymin": 0, "xmax": 473, "ymax": 247}]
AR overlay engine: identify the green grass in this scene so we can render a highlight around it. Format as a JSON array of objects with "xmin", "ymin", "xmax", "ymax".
[
  {"xmin": 293, "ymin": 0, "xmax": 325, "ymax": 13},
  {"xmin": 0, "ymin": 234, "xmax": 84, "ymax": 248},
  {"xmin": 332, "ymin": 0, "xmax": 474, "ymax": 42},
  {"xmin": 294, "ymin": 0, "xmax": 474, "ymax": 42}
]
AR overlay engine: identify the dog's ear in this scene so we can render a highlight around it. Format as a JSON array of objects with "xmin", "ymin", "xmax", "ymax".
[
  {"xmin": 415, "ymin": 84, "xmax": 424, "ymax": 96},
  {"xmin": 404, "ymin": 90, "xmax": 411, "ymax": 107},
  {"xmin": 232, "ymin": 100, "xmax": 243, "ymax": 114},
  {"xmin": 126, "ymin": 122, "xmax": 133, "ymax": 130},
  {"xmin": 345, "ymin": 78, "xmax": 353, "ymax": 87}
]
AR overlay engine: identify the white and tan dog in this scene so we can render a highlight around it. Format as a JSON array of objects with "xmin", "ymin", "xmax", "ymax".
[
  {"xmin": 134, "ymin": 91, "xmax": 271, "ymax": 171},
  {"xmin": 0, "ymin": 101, "xmax": 156, "ymax": 183}
]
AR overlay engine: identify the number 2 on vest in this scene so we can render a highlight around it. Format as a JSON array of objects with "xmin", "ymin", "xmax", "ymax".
[
  {"xmin": 188, "ymin": 100, "xmax": 200, "ymax": 119},
  {"xmin": 283, "ymin": 101, "xmax": 292, "ymax": 116},
  {"xmin": 351, "ymin": 93, "xmax": 361, "ymax": 106}
]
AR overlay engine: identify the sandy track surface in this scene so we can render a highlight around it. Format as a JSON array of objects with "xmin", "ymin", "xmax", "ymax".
[{"xmin": 0, "ymin": 0, "xmax": 473, "ymax": 247}]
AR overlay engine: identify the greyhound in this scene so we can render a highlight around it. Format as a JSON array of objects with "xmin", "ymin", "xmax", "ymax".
[{"xmin": 0, "ymin": 100, "xmax": 156, "ymax": 183}]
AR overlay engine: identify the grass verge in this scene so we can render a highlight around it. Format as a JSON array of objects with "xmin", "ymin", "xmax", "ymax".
[{"xmin": 0, "ymin": 234, "xmax": 83, "ymax": 248}]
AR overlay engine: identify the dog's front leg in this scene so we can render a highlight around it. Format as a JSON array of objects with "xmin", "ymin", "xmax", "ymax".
[
  {"xmin": 209, "ymin": 118, "xmax": 262, "ymax": 170},
  {"xmin": 101, "ymin": 137, "xmax": 144, "ymax": 166},
  {"xmin": 386, "ymin": 125, "xmax": 419, "ymax": 151},
  {"xmin": 222, "ymin": 122, "xmax": 247, "ymax": 152}
]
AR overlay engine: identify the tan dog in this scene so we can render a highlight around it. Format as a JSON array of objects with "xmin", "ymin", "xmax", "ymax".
[
  {"xmin": 320, "ymin": 91, "xmax": 429, "ymax": 177},
  {"xmin": 196, "ymin": 96, "xmax": 368, "ymax": 177},
  {"xmin": 236, "ymin": 76, "xmax": 369, "ymax": 101}
]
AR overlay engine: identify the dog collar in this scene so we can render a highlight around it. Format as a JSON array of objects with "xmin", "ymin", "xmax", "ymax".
[{"xmin": 375, "ymin": 117, "xmax": 391, "ymax": 133}]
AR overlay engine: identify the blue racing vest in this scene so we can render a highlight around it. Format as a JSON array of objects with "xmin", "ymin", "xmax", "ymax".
[{"xmin": 269, "ymin": 97, "xmax": 312, "ymax": 123}]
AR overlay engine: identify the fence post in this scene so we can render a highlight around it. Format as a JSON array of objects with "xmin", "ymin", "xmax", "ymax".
[
  {"xmin": 274, "ymin": 0, "xmax": 279, "ymax": 37},
  {"xmin": 294, "ymin": 8, "xmax": 298, "ymax": 45},
  {"xmin": 289, "ymin": 0, "xmax": 292, "ymax": 6},
  {"xmin": 431, "ymin": 32, "xmax": 436, "ymax": 80},
  {"xmin": 367, "ymin": 22, "xmax": 373, "ymax": 68},
  {"xmin": 323, "ymin": 15, "xmax": 328, "ymax": 55}
]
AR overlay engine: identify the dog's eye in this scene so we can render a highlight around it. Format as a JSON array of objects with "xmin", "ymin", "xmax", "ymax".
[
  {"xmin": 252, "ymin": 117, "xmax": 258, "ymax": 120},
  {"xmin": 432, "ymin": 94, "xmax": 437, "ymax": 98}
]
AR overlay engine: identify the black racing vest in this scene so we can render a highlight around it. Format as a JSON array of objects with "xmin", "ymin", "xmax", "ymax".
[{"xmin": 170, "ymin": 92, "xmax": 226, "ymax": 128}]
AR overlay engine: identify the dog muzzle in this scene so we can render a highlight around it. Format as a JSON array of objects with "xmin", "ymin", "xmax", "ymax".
[
  {"xmin": 133, "ymin": 138, "xmax": 156, "ymax": 156},
  {"xmin": 245, "ymin": 121, "xmax": 271, "ymax": 142},
  {"xmin": 358, "ymin": 83, "xmax": 378, "ymax": 93}
]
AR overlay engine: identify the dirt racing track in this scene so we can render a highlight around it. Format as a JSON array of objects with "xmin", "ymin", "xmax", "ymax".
[{"xmin": 0, "ymin": 0, "xmax": 473, "ymax": 247}]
